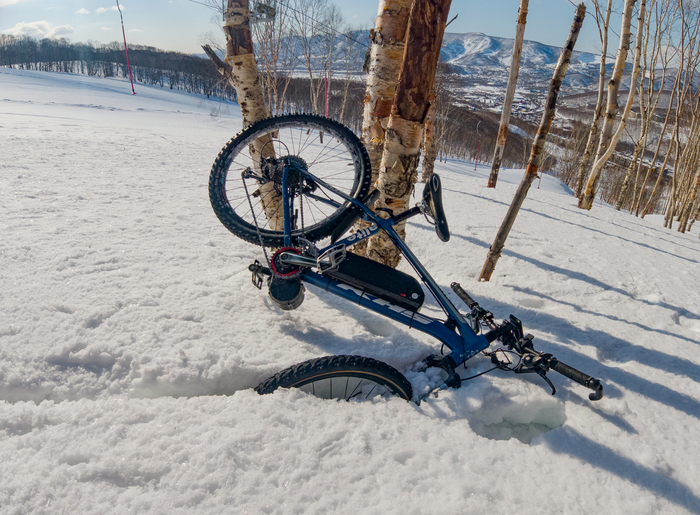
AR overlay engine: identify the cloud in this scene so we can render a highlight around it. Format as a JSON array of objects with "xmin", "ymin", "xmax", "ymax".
[
  {"xmin": 3, "ymin": 21, "xmax": 75, "ymax": 39},
  {"xmin": 0, "ymin": 0, "xmax": 26, "ymax": 7},
  {"xmin": 101, "ymin": 27, "xmax": 113, "ymax": 31},
  {"xmin": 96, "ymin": 6, "xmax": 122, "ymax": 13},
  {"xmin": 75, "ymin": 8, "xmax": 90, "ymax": 14}
]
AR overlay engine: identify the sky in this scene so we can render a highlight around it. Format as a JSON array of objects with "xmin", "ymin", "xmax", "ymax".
[{"xmin": 0, "ymin": 0, "xmax": 610, "ymax": 56}]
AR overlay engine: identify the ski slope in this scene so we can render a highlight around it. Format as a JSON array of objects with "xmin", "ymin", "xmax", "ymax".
[{"xmin": 1, "ymin": 67, "xmax": 699, "ymax": 514}]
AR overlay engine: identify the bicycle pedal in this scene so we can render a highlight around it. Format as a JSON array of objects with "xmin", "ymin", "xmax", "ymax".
[
  {"xmin": 250, "ymin": 260, "xmax": 266, "ymax": 290},
  {"xmin": 318, "ymin": 244, "xmax": 346, "ymax": 272}
]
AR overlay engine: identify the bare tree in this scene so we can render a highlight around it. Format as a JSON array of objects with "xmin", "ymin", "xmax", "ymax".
[
  {"xmin": 338, "ymin": 27, "xmax": 365, "ymax": 124},
  {"xmin": 480, "ymin": 3, "xmax": 586, "ymax": 282},
  {"xmin": 289, "ymin": 0, "xmax": 333, "ymax": 114},
  {"xmin": 643, "ymin": 1, "xmax": 700, "ymax": 220},
  {"xmin": 579, "ymin": 0, "xmax": 637, "ymax": 210},
  {"xmin": 204, "ymin": 0, "xmax": 282, "ymax": 230},
  {"xmin": 616, "ymin": 0, "xmax": 675, "ymax": 211},
  {"xmin": 421, "ymin": 61, "xmax": 461, "ymax": 181},
  {"xmin": 252, "ymin": 0, "xmax": 297, "ymax": 115},
  {"xmin": 573, "ymin": 0, "xmax": 612, "ymax": 199},
  {"xmin": 487, "ymin": 0, "xmax": 529, "ymax": 188}
]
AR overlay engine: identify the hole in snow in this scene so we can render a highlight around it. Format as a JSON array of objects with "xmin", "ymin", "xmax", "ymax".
[
  {"xmin": 418, "ymin": 377, "xmax": 568, "ymax": 445},
  {"xmin": 465, "ymin": 390, "xmax": 566, "ymax": 444}
]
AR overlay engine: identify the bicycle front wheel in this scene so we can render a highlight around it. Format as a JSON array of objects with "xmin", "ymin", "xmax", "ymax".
[
  {"xmin": 209, "ymin": 114, "xmax": 372, "ymax": 247},
  {"xmin": 256, "ymin": 355, "xmax": 413, "ymax": 401}
]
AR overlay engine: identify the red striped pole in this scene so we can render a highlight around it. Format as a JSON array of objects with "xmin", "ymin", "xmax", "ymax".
[{"xmin": 116, "ymin": 1, "xmax": 136, "ymax": 95}]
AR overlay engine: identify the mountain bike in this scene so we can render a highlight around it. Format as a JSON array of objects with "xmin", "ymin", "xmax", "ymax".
[{"xmin": 209, "ymin": 113, "xmax": 604, "ymax": 403}]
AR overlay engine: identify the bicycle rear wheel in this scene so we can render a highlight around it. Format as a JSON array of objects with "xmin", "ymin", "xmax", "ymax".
[
  {"xmin": 209, "ymin": 114, "xmax": 372, "ymax": 247},
  {"xmin": 256, "ymin": 355, "xmax": 413, "ymax": 401}
]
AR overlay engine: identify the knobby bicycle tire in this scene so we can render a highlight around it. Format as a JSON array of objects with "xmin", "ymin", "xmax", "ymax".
[
  {"xmin": 255, "ymin": 355, "xmax": 413, "ymax": 401},
  {"xmin": 209, "ymin": 114, "xmax": 372, "ymax": 247}
]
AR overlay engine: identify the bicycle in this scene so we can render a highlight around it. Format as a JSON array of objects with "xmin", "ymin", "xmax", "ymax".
[{"xmin": 209, "ymin": 113, "xmax": 604, "ymax": 403}]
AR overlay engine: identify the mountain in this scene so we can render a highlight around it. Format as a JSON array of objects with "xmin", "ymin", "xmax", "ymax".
[
  {"xmin": 440, "ymin": 32, "xmax": 603, "ymax": 92},
  {"xmin": 441, "ymin": 32, "xmax": 600, "ymax": 69}
]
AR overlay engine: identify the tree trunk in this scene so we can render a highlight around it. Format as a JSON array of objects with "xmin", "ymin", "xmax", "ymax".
[
  {"xmin": 579, "ymin": 0, "xmax": 636, "ymax": 210},
  {"xmin": 598, "ymin": 0, "xmax": 646, "ymax": 211},
  {"xmin": 479, "ymin": 3, "xmax": 585, "ymax": 282},
  {"xmin": 221, "ymin": 0, "xmax": 270, "ymax": 126},
  {"xmin": 616, "ymin": 135, "xmax": 645, "ymax": 210},
  {"xmin": 487, "ymin": 0, "xmax": 528, "ymax": 188},
  {"xmin": 361, "ymin": 0, "xmax": 411, "ymax": 184},
  {"xmin": 678, "ymin": 167, "xmax": 700, "ymax": 232},
  {"xmin": 421, "ymin": 92, "xmax": 437, "ymax": 182},
  {"xmin": 634, "ymin": 72, "xmax": 678, "ymax": 216},
  {"xmin": 208, "ymin": 0, "xmax": 281, "ymax": 230},
  {"xmin": 642, "ymin": 137, "xmax": 675, "ymax": 217},
  {"xmin": 573, "ymin": 0, "xmax": 612, "ymax": 199},
  {"xmin": 351, "ymin": 0, "xmax": 411, "ymax": 257},
  {"xmin": 365, "ymin": 0, "xmax": 452, "ymax": 268}
]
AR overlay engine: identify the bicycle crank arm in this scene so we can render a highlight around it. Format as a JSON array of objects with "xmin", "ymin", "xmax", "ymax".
[{"xmin": 279, "ymin": 252, "xmax": 317, "ymax": 268}]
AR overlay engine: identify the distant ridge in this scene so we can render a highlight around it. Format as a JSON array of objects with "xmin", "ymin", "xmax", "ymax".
[{"xmin": 441, "ymin": 32, "xmax": 600, "ymax": 69}]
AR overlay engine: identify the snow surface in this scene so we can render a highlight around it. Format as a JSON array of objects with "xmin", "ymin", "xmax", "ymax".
[{"xmin": 1, "ymin": 68, "xmax": 700, "ymax": 514}]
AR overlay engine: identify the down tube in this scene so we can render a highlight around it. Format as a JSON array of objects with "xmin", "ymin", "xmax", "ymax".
[{"xmin": 302, "ymin": 271, "xmax": 489, "ymax": 362}]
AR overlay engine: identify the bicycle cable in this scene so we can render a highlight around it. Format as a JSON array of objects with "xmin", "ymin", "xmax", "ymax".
[
  {"xmin": 242, "ymin": 176, "xmax": 271, "ymax": 267},
  {"xmin": 456, "ymin": 348, "xmax": 522, "ymax": 382}
]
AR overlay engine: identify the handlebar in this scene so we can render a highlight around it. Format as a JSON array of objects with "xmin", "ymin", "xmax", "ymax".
[
  {"xmin": 450, "ymin": 282, "xmax": 604, "ymax": 401},
  {"xmin": 549, "ymin": 357, "xmax": 604, "ymax": 401}
]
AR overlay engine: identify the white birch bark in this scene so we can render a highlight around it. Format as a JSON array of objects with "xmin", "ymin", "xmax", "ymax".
[
  {"xmin": 222, "ymin": 0, "xmax": 281, "ymax": 230},
  {"xmin": 480, "ymin": 3, "xmax": 586, "ymax": 281},
  {"xmin": 361, "ymin": 0, "xmax": 411, "ymax": 183},
  {"xmin": 573, "ymin": 0, "xmax": 612, "ymax": 199},
  {"xmin": 579, "ymin": 0, "xmax": 637, "ymax": 210},
  {"xmin": 366, "ymin": 0, "xmax": 452, "ymax": 267},
  {"xmin": 487, "ymin": 0, "xmax": 528, "ymax": 189}
]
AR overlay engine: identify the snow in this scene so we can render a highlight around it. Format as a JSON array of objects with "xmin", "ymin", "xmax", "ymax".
[{"xmin": 2, "ymin": 67, "xmax": 700, "ymax": 514}]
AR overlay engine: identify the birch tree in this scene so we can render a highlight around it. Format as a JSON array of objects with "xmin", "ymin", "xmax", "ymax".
[
  {"xmin": 633, "ymin": 64, "xmax": 680, "ymax": 216},
  {"xmin": 615, "ymin": 0, "xmax": 674, "ymax": 211},
  {"xmin": 366, "ymin": 0, "xmax": 453, "ymax": 267},
  {"xmin": 361, "ymin": 0, "xmax": 411, "ymax": 182},
  {"xmin": 351, "ymin": 0, "xmax": 411, "ymax": 257},
  {"xmin": 487, "ymin": 0, "xmax": 529, "ymax": 189},
  {"xmin": 204, "ymin": 0, "xmax": 282, "ymax": 229},
  {"xmin": 573, "ymin": 0, "xmax": 612, "ymax": 199},
  {"xmin": 480, "ymin": 3, "xmax": 586, "ymax": 282},
  {"xmin": 579, "ymin": 0, "xmax": 637, "ymax": 210},
  {"xmin": 643, "ymin": 2, "xmax": 700, "ymax": 219}
]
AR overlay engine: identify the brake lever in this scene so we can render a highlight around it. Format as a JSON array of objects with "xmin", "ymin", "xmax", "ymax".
[
  {"xmin": 537, "ymin": 369, "xmax": 556, "ymax": 396},
  {"xmin": 514, "ymin": 350, "xmax": 557, "ymax": 395}
]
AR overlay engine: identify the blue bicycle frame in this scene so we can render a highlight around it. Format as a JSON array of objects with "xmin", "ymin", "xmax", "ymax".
[{"xmin": 280, "ymin": 164, "xmax": 490, "ymax": 368}]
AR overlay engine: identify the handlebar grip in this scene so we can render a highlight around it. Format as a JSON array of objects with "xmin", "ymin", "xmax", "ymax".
[
  {"xmin": 550, "ymin": 359, "xmax": 604, "ymax": 401},
  {"xmin": 450, "ymin": 282, "xmax": 477, "ymax": 308}
]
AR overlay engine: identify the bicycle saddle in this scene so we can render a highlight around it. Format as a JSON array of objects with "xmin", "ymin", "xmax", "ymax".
[{"xmin": 423, "ymin": 173, "xmax": 450, "ymax": 242}]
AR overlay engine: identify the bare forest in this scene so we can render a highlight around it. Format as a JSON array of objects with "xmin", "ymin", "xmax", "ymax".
[{"xmin": 3, "ymin": 0, "xmax": 700, "ymax": 234}]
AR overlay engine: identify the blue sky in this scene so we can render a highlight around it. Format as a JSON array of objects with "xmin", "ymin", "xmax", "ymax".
[{"xmin": 0, "ymin": 0, "xmax": 610, "ymax": 55}]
